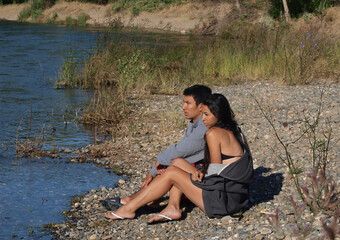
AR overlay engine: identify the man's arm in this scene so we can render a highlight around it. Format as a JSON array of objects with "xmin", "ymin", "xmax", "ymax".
[{"xmin": 149, "ymin": 120, "xmax": 207, "ymax": 177}]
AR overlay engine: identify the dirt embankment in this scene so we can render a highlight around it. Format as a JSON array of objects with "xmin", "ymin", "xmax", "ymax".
[
  {"xmin": 0, "ymin": 1, "xmax": 232, "ymax": 34},
  {"xmin": 0, "ymin": 1, "xmax": 339, "ymax": 36}
]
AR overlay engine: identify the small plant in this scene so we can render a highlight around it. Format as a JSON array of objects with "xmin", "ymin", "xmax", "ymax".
[
  {"xmin": 25, "ymin": 225, "xmax": 35, "ymax": 235},
  {"xmin": 55, "ymin": 51, "xmax": 79, "ymax": 88},
  {"xmin": 77, "ymin": 13, "xmax": 89, "ymax": 27},
  {"xmin": 65, "ymin": 16, "xmax": 75, "ymax": 25},
  {"xmin": 130, "ymin": 6, "xmax": 140, "ymax": 16},
  {"xmin": 301, "ymin": 169, "xmax": 339, "ymax": 215},
  {"xmin": 267, "ymin": 173, "xmax": 339, "ymax": 239},
  {"xmin": 47, "ymin": 13, "xmax": 58, "ymax": 24},
  {"xmin": 18, "ymin": 7, "xmax": 31, "ymax": 21},
  {"xmin": 15, "ymin": 114, "xmax": 46, "ymax": 158},
  {"xmin": 320, "ymin": 208, "xmax": 340, "ymax": 240}
]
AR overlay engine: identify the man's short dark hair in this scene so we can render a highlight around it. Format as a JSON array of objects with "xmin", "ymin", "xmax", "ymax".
[{"xmin": 183, "ymin": 85, "xmax": 212, "ymax": 106}]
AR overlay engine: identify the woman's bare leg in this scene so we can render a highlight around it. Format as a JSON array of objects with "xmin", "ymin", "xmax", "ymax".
[
  {"xmin": 121, "ymin": 158, "xmax": 196, "ymax": 206},
  {"xmin": 147, "ymin": 159, "xmax": 198, "ymax": 222},
  {"xmin": 105, "ymin": 166, "xmax": 204, "ymax": 219}
]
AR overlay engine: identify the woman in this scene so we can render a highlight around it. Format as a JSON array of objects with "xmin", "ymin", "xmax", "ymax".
[{"xmin": 104, "ymin": 93, "xmax": 253, "ymax": 221}]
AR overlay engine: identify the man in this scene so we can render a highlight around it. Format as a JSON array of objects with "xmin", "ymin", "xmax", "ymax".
[{"xmin": 101, "ymin": 85, "xmax": 211, "ymax": 212}]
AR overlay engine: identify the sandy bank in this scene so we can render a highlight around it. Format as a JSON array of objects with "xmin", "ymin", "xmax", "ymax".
[{"xmin": 0, "ymin": 1, "xmax": 233, "ymax": 34}]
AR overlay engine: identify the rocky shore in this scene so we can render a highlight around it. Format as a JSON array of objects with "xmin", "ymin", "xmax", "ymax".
[{"xmin": 49, "ymin": 82, "xmax": 339, "ymax": 240}]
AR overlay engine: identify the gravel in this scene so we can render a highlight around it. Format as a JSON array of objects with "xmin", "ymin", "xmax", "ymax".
[{"xmin": 48, "ymin": 82, "xmax": 339, "ymax": 240}]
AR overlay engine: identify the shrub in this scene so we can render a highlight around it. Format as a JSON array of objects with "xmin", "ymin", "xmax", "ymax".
[
  {"xmin": 77, "ymin": 13, "xmax": 89, "ymax": 27},
  {"xmin": 18, "ymin": 6, "xmax": 31, "ymax": 21},
  {"xmin": 47, "ymin": 13, "xmax": 58, "ymax": 24},
  {"xmin": 65, "ymin": 16, "xmax": 75, "ymax": 25},
  {"xmin": 17, "ymin": 0, "xmax": 56, "ymax": 22}
]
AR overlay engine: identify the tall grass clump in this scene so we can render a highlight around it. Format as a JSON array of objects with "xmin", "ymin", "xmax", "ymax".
[
  {"xmin": 77, "ymin": 89, "xmax": 132, "ymax": 136},
  {"xmin": 55, "ymin": 51, "xmax": 79, "ymax": 88}
]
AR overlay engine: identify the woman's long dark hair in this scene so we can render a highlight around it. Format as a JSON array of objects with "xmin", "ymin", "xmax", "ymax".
[{"xmin": 202, "ymin": 94, "xmax": 242, "ymax": 173}]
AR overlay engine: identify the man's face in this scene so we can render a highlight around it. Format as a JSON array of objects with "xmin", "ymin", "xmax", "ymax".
[{"xmin": 182, "ymin": 95, "xmax": 202, "ymax": 122}]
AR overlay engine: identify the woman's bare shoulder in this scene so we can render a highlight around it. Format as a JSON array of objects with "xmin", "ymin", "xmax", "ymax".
[{"xmin": 205, "ymin": 127, "xmax": 226, "ymax": 138}]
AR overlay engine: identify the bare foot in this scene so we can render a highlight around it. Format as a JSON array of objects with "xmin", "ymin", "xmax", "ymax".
[
  {"xmin": 104, "ymin": 206, "xmax": 135, "ymax": 220},
  {"xmin": 147, "ymin": 205, "xmax": 181, "ymax": 224},
  {"xmin": 120, "ymin": 196, "xmax": 129, "ymax": 205}
]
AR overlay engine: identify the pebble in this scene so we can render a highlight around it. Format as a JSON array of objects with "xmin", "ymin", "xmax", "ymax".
[{"xmin": 47, "ymin": 82, "xmax": 339, "ymax": 240}]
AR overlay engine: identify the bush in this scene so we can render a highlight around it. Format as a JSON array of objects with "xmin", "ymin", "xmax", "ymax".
[
  {"xmin": 17, "ymin": 0, "xmax": 56, "ymax": 21},
  {"xmin": 77, "ymin": 13, "xmax": 89, "ymax": 27},
  {"xmin": 18, "ymin": 6, "xmax": 31, "ymax": 21}
]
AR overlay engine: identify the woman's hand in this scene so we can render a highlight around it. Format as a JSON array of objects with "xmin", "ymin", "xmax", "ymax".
[
  {"xmin": 192, "ymin": 170, "xmax": 204, "ymax": 182},
  {"xmin": 155, "ymin": 162, "xmax": 167, "ymax": 175}
]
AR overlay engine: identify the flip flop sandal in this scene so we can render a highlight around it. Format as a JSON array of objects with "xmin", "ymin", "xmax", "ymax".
[
  {"xmin": 105, "ymin": 212, "xmax": 129, "ymax": 220},
  {"xmin": 100, "ymin": 197, "xmax": 123, "ymax": 211},
  {"xmin": 147, "ymin": 214, "xmax": 176, "ymax": 225}
]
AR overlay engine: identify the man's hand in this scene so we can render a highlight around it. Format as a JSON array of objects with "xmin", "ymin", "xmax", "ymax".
[
  {"xmin": 141, "ymin": 173, "xmax": 154, "ymax": 188},
  {"xmin": 191, "ymin": 170, "xmax": 204, "ymax": 182},
  {"xmin": 155, "ymin": 161, "xmax": 167, "ymax": 175}
]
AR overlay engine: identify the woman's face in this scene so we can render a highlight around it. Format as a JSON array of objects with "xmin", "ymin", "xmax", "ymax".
[{"xmin": 202, "ymin": 105, "xmax": 218, "ymax": 128}]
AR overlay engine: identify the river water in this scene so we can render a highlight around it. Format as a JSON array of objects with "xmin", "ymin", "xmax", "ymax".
[
  {"xmin": 0, "ymin": 20, "xmax": 201, "ymax": 239},
  {"xmin": 0, "ymin": 20, "xmax": 120, "ymax": 240}
]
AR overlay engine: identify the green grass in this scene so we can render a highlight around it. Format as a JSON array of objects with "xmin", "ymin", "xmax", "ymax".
[
  {"xmin": 57, "ymin": 21, "xmax": 339, "ymax": 92},
  {"xmin": 55, "ymin": 19, "xmax": 339, "ymax": 133}
]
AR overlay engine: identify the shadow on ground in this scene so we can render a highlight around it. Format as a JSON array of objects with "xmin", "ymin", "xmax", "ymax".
[
  {"xmin": 134, "ymin": 166, "xmax": 284, "ymax": 219},
  {"xmin": 247, "ymin": 166, "xmax": 284, "ymax": 209}
]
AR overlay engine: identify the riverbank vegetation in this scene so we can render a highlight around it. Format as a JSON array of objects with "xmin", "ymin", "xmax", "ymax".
[
  {"xmin": 56, "ymin": 20, "xmax": 339, "ymax": 90},
  {"xmin": 53, "ymin": 5, "xmax": 339, "ymax": 135}
]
